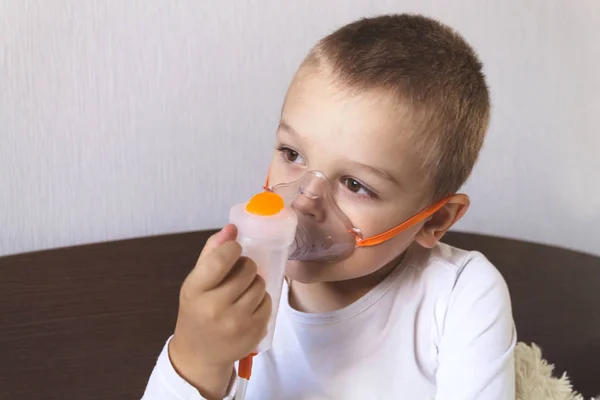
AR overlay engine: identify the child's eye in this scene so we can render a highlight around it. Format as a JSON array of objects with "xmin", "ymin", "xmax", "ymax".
[
  {"xmin": 342, "ymin": 178, "xmax": 377, "ymax": 198},
  {"xmin": 277, "ymin": 145, "xmax": 306, "ymax": 165}
]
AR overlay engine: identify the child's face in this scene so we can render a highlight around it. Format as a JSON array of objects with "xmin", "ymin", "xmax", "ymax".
[{"xmin": 269, "ymin": 67, "xmax": 433, "ymax": 283}]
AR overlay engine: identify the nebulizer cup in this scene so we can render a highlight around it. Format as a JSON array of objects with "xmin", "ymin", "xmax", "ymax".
[
  {"xmin": 229, "ymin": 191, "xmax": 297, "ymax": 399},
  {"xmin": 229, "ymin": 191, "xmax": 297, "ymax": 352}
]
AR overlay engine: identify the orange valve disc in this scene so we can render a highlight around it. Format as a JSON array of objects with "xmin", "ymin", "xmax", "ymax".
[{"xmin": 245, "ymin": 192, "xmax": 285, "ymax": 216}]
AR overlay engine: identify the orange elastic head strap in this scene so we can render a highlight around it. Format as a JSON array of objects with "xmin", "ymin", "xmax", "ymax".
[{"xmin": 354, "ymin": 196, "xmax": 452, "ymax": 247}]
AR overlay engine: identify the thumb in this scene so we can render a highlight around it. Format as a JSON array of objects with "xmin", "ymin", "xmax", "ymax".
[{"xmin": 198, "ymin": 224, "xmax": 238, "ymax": 260}]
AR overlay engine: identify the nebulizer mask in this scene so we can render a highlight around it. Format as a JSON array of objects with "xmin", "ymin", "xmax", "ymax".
[
  {"xmin": 229, "ymin": 170, "xmax": 449, "ymax": 399},
  {"xmin": 269, "ymin": 170, "xmax": 450, "ymax": 262}
]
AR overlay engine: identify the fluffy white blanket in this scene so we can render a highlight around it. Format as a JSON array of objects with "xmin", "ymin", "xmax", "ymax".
[{"xmin": 515, "ymin": 342, "xmax": 587, "ymax": 400}]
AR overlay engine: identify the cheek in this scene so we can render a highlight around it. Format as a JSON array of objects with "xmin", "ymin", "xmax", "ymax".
[
  {"xmin": 342, "ymin": 201, "xmax": 416, "ymax": 239},
  {"xmin": 268, "ymin": 157, "xmax": 303, "ymax": 187},
  {"xmin": 345, "ymin": 221, "xmax": 421, "ymax": 274},
  {"xmin": 336, "ymin": 198, "xmax": 380, "ymax": 235},
  {"xmin": 349, "ymin": 228, "xmax": 417, "ymax": 275}
]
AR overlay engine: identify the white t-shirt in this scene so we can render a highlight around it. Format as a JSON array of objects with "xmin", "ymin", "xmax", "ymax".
[{"xmin": 143, "ymin": 242, "xmax": 516, "ymax": 399}]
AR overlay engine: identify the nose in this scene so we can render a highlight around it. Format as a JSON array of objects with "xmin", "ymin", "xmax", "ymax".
[
  {"xmin": 291, "ymin": 174, "xmax": 332, "ymax": 222},
  {"xmin": 291, "ymin": 194, "xmax": 326, "ymax": 222}
]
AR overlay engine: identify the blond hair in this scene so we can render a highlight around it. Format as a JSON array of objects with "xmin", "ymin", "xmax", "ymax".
[{"xmin": 307, "ymin": 14, "xmax": 490, "ymax": 200}]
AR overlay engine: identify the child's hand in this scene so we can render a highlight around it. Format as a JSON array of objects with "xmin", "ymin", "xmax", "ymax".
[{"xmin": 169, "ymin": 225, "xmax": 271, "ymax": 397}]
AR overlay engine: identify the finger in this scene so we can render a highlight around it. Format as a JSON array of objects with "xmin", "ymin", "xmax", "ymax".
[
  {"xmin": 187, "ymin": 240, "xmax": 242, "ymax": 292},
  {"xmin": 234, "ymin": 274, "xmax": 267, "ymax": 312},
  {"xmin": 252, "ymin": 292, "xmax": 272, "ymax": 320},
  {"xmin": 215, "ymin": 257, "xmax": 258, "ymax": 303},
  {"xmin": 198, "ymin": 224, "xmax": 238, "ymax": 261}
]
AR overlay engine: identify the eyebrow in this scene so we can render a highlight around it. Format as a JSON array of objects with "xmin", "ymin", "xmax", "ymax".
[
  {"xmin": 277, "ymin": 120, "xmax": 300, "ymax": 137},
  {"xmin": 278, "ymin": 119, "xmax": 402, "ymax": 188}
]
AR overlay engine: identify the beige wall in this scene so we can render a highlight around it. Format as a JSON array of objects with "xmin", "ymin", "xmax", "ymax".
[{"xmin": 1, "ymin": 0, "xmax": 599, "ymax": 256}]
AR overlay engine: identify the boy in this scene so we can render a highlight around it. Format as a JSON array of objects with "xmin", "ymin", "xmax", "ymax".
[{"xmin": 143, "ymin": 14, "xmax": 515, "ymax": 400}]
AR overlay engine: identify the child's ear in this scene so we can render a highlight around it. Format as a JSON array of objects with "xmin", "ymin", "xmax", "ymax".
[{"xmin": 414, "ymin": 194, "xmax": 470, "ymax": 249}]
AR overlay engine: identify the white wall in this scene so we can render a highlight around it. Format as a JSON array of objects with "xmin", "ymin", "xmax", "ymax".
[{"xmin": 1, "ymin": 0, "xmax": 599, "ymax": 257}]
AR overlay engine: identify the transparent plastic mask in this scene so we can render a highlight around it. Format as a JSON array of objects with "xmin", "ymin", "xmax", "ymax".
[
  {"xmin": 268, "ymin": 171, "xmax": 360, "ymax": 262},
  {"xmin": 266, "ymin": 170, "xmax": 452, "ymax": 263}
]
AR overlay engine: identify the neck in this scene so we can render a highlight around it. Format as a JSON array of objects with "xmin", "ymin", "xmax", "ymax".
[{"xmin": 288, "ymin": 253, "xmax": 404, "ymax": 313}]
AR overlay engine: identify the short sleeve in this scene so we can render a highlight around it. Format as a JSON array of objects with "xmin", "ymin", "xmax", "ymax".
[
  {"xmin": 142, "ymin": 336, "xmax": 237, "ymax": 400},
  {"xmin": 435, "ymin": 253, "xmax": 516, "ymax": 400}
]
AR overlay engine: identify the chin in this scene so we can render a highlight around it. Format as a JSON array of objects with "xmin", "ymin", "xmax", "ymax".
[{"xmin": 285, "ymin": 260, "xmax": 340, "ymax": 283}]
